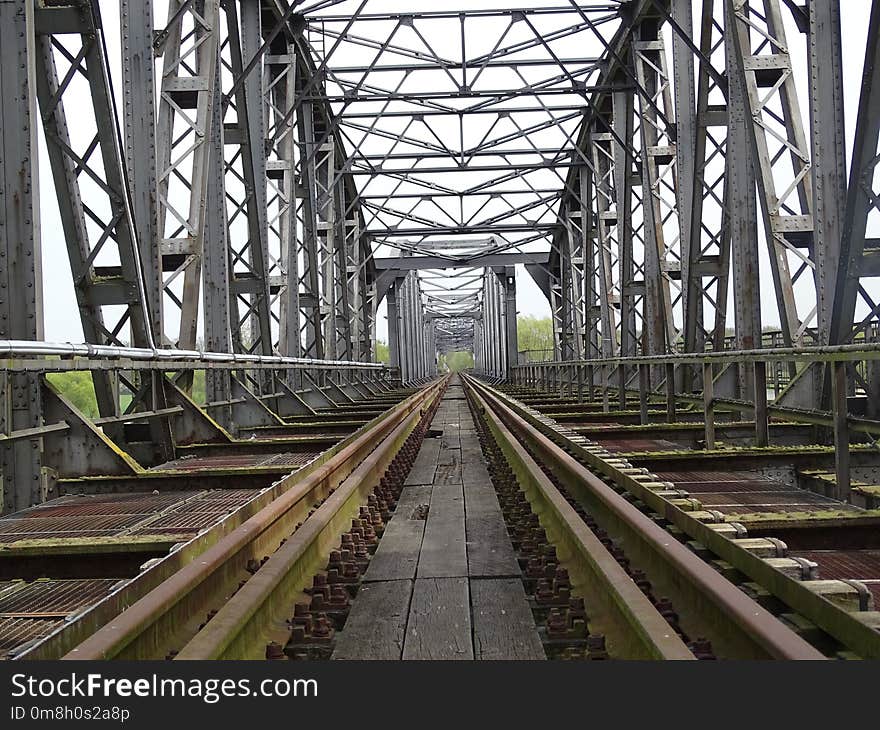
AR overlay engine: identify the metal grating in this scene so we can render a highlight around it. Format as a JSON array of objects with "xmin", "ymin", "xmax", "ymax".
[
  {"xmin": 261, "ymin": 452, "xmax": 322, "ymax": 467},
  {"xmin": 655, "ymin": 471, "xmax": 772, "ymax": 483},
  {"xmin": 15, "ymin": 493, "xmax": 193, "ymax": 518},
  {"xmin": 597, "ymin": 438, "xmax": 686, "ymax": 453},
  {"xmin": 153, "ymin": 451, "xmax": 321, "ymax": 472},
  {"xmin": 0, "ymin": 531, "xmax": 118, "ymax": 544},
  {"xmin": 0, "ymin": 488, "xmax": 263, "ymax": 544},
  {"xmin": 0, "ymin": 617, "xmax": 65, "ymax": 656},
  {"xmin": 0, "ymin": 515, "xmax": 140, "ymax": 535},
  {"xmin": 697, "ymin": 491, "xmax": 836, "ymax": 507},
  {"xmin": 138, "ymin": 511, "xmax": 230, "ymax": 530},
  {"xmin": 130, "ymin": 488, "xmax": 262, "ymax": 535},
  {"xmin": 791, "ymin": 550, "xmax": 880, "ymax": 580},
  {"xmin": 0, "ymin": 579, "xmax": 121, "ymax": 616},
  {"xmin": 672, "ymin": 481, "xmax": 793, "ymax": 494},
  {"xmin": 196, "ymin": 488, "xmax": 264, "ymax": 503},
  {"xmin": 0, "ymin": 579, "xmax": 123, "ymax": 658}
]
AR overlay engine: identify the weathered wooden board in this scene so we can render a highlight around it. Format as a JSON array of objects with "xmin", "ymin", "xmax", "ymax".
[
  {"xmin": 417, "ymin": 484, "xmax": 467, "ymax": 578},
  {"xmin": 364, "ymin": 486, "xmax": 432, "ymax": 582},
  {"xmin": 332, "ymin": 580, "xmax": 413, "ymax": 660},
  {"xmin": 461, "ymin": 461, "xmax": 493, "ymax": 491},
  {"xmin": 402, "ymin": 577, "xmax": 473, "ymax": 660},
  {"xmin": 471, "ymin": 579, "xmax": 545, "ymax": 660},
  {"xmin": 465, "ymin": 512, "xmax": 519, "ymax": 577},
  {"xmin": 434, "ymin": 458, "xmax": 462, "ymax": 486},
  {"xmin": 459, "ymin": 434, "xmax": 484, "ymax": 464},
  {"xmin": 405, "ymin": 439, "xmax": 440, "ymax": 486}
]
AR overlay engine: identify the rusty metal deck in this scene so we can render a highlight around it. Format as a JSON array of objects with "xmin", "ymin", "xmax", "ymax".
[
  {"xmin": 0, "ymin": 489, "xmax": 263, "ymax": 544},
  {"xmin": 655, "ymin": 470, "xmax": 860, "ymax": 517},
  {"xmin": 0, "ymin": 579, "xmax": 123, "ymax": 657},
  {"xmin": 152, "ymin": 451, "xmax": 322, "ymax": 472}
]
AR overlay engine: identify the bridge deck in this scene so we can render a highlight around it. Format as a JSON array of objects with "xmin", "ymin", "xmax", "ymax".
[{"xmin": 332, "ymin": 378, "xmax": 545, "ymax": 660}]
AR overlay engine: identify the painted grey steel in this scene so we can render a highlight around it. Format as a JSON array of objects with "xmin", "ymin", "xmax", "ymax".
[
  {"xmin": 0, "ymin": 0, "xmax": 43, "ymax": 514},
  {"xmin": 120, "ymin": 0, "xmax": 162, "ymax": 338}
]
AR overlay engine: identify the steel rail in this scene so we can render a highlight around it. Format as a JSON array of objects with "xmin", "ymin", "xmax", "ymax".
[
  {"xmin": 174, "ymin": 381, "xmax": 442, "ymax": 659},
  {"xmin": 61, "ymin": 379, "xmax": 445, "ymax": 660},
  {"xmin": 463, "ymin": 379, "xmax": 696, "ymax": 659},
  {"xmin": 482, "ymin": 377, "xmax": 880, "ymax": 659},
  {"xmin": 464, "ymin": 375, "xmax": 826, "ymax": 660}
]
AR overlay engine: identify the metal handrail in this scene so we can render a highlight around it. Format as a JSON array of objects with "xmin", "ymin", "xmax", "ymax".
[
  {"xmin": 511, "ymin": 342, "xmax": 880, "ymax": 367},
  {"xmin": 0, "ymin": 340, "xmax": 387, "ymax": 371}
]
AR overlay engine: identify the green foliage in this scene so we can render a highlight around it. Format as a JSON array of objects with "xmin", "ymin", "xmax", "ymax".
[
  {"xmin": 439, "ymin": 351, "xmax": 474, "ymax": 372},
  {"xmin": 517, "ymin": 315, "xmax": 554, "ymax": 353},
  {"xmin": 46, "ymin": 371, "xmax": 99, "ymax": 418},
  {"xmin": 47, "ymin": 369, "xmax": 208, "ymax": 415},
  {"xmin": 191, "ymin": 370, "xmax": 206, "ymax": 404},
  {"xmin": 375, "ymin": 340, "xmax": 390, "ymax": 364}
]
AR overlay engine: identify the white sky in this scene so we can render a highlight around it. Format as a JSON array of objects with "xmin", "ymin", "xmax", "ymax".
[{"xmin": 34, "ymin": 1, "xmax": 874, "ymax": 346}]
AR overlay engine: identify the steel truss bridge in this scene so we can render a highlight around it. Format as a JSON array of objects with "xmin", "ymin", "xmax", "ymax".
[{"xmin": 2, "ymin": 0, "xmax": 880, "ymax": 661}]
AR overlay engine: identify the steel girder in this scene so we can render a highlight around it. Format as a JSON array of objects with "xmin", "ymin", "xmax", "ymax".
[
  {"xmin": 827, "ymin": 0, "xmax": 880, "ymax": 431},
  {"xmin": 10, "ymin": 0, "xmax": 876, "ymax": 410},
  {"xmin": 474, "ymin": 267, "xmax": 517, "ymax": 379},
  {"xmin": 387, "ymin": 272, "xmax": 435, "ymax": 383},
  {"xmin": 727, "ymin": 0, "xmax": 816, "ymax": 350},
  {"xmin": 634, "ymin": 21, "xmax": 681, "ymax": 359},
  {"xmin": 829, "ymin": 0, "xmax": 880, "ymax": 349},
  {"xmin": 0, "ymin": 0, "xmax": 43, "ymax": 513},
  {"xmin": 155, "ymin": 0, "xmax": 221, "ymax": 351},
  {"xmin": 680, "ymin": 0, "xmax": 733, "ymax": 364},
  {"xmin": 32, "ymin": 0, "xmax": 178, "ymax": 467}
]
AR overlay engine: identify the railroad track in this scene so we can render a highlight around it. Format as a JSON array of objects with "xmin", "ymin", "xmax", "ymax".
[
  {"xmin": 10, "ymin": 373, "xmax": 879, "ymax": 660},
  {"xmin": 3, "ymin": 380, "xmax": 445, "ymax": 660},
  {"xmin": 464, "ymin": 375, "xmax": 880, "ymax": 660}
]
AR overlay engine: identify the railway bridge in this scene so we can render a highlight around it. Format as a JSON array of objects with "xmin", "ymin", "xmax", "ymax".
[{"xmin": 1, "ymin": 0, "xmax": 880, "ymax": 660}]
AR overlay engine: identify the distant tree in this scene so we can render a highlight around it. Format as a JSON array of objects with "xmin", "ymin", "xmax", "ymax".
[
  {"xmin": 46, "ymin": 371, "xmax": 99, "ymax": 418},
  {"xmin": 517, "ymin": 315, "xmax": 554, "ymax": 354},
  {"xmin": 375, "ymin": 340, "xmax": 390, "ymax": 364},
  {"xmin": 439, "ymin": 351, "xmax": 473, "ymax": 372},
  {"xmin": 191, "ymin": 370, "xmax": 206, "ymax": 404}
]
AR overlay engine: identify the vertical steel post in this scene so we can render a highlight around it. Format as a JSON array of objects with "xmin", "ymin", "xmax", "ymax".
[
  {"xmin": 121, "ymin": 0, "xmax": 162, "ymax": 338},
  {"xmin": 831, "ymin": 360, "xmax": 850, "ymax": 501},
  {"xmin": 665, "ymin": 363, "xmax": 676, "ymax": 422},
  {"xmin": 754, "ymin": 360, "xmax": 770, "ymax": 446},
  {"xmin": 0, "ymin": 0, "xmax": 43, "ymax": 514},
  {"xmin": 703, "ymin": 362, "xmax": 715, "ymax": 449},
  {"xmin": 638, "ymin": 363, "xmax": 650, "ymax": 425}
]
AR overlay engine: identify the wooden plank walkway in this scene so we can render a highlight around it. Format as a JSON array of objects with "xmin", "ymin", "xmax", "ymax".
[
  {"xmin": 403, "ymin": 577, "xmax": 473, "ymax": 660},
  {"xmin": 333, "ymin": 376, "xmax": 543, "ymax": 660},
  {"xmin": 332, "ymin": 580, "xmax": 413, "ymax": 660},
  {"xmin": 364, "ymin": 486, "xmax": 432, "ymax": 582}
]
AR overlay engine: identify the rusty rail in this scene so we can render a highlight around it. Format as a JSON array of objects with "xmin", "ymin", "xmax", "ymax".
[
  {"xmin": 481, "ymin": 377, "xmax": 880, "ymax": 658},
  {"xmin": 62, "ymin": 378, "xmax": 447, "ymax": 660},
  {"xmin": 174, "ymin": 391, "xmax": 432, "ymax": 659},
  {"xmin": 465, "ymin": 381, "xmax": 696, "ymax": 659},
  {"xmin": 463, "ymin": 375, "xmax": 826, "ymax": 660}
]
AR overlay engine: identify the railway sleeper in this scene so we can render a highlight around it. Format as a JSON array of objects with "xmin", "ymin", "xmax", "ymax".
[
  {"xmin": 464, "ymin": 381, "xmax": 699, "ymax": 660},
  {"xmin": 490, "ymin": 382, "xmax": 880, "ymax": 658},
  {"xmin": 276, "ymin": 384, "xmax": 447, "ymax": 661},
  {"xmin": 465, "ymin": 390, "xmax": 607, "ymax": 660}
]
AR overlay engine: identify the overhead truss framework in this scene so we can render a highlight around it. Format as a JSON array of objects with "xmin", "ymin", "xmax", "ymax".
[{"xmin": 2, "ymin": 0, "xmax": 880, "ymax": 451}]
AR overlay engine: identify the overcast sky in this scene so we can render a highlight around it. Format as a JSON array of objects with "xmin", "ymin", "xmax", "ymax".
[{"xmin": 34, "ymin": 1, "xmax": 873, "ymax": 347}]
